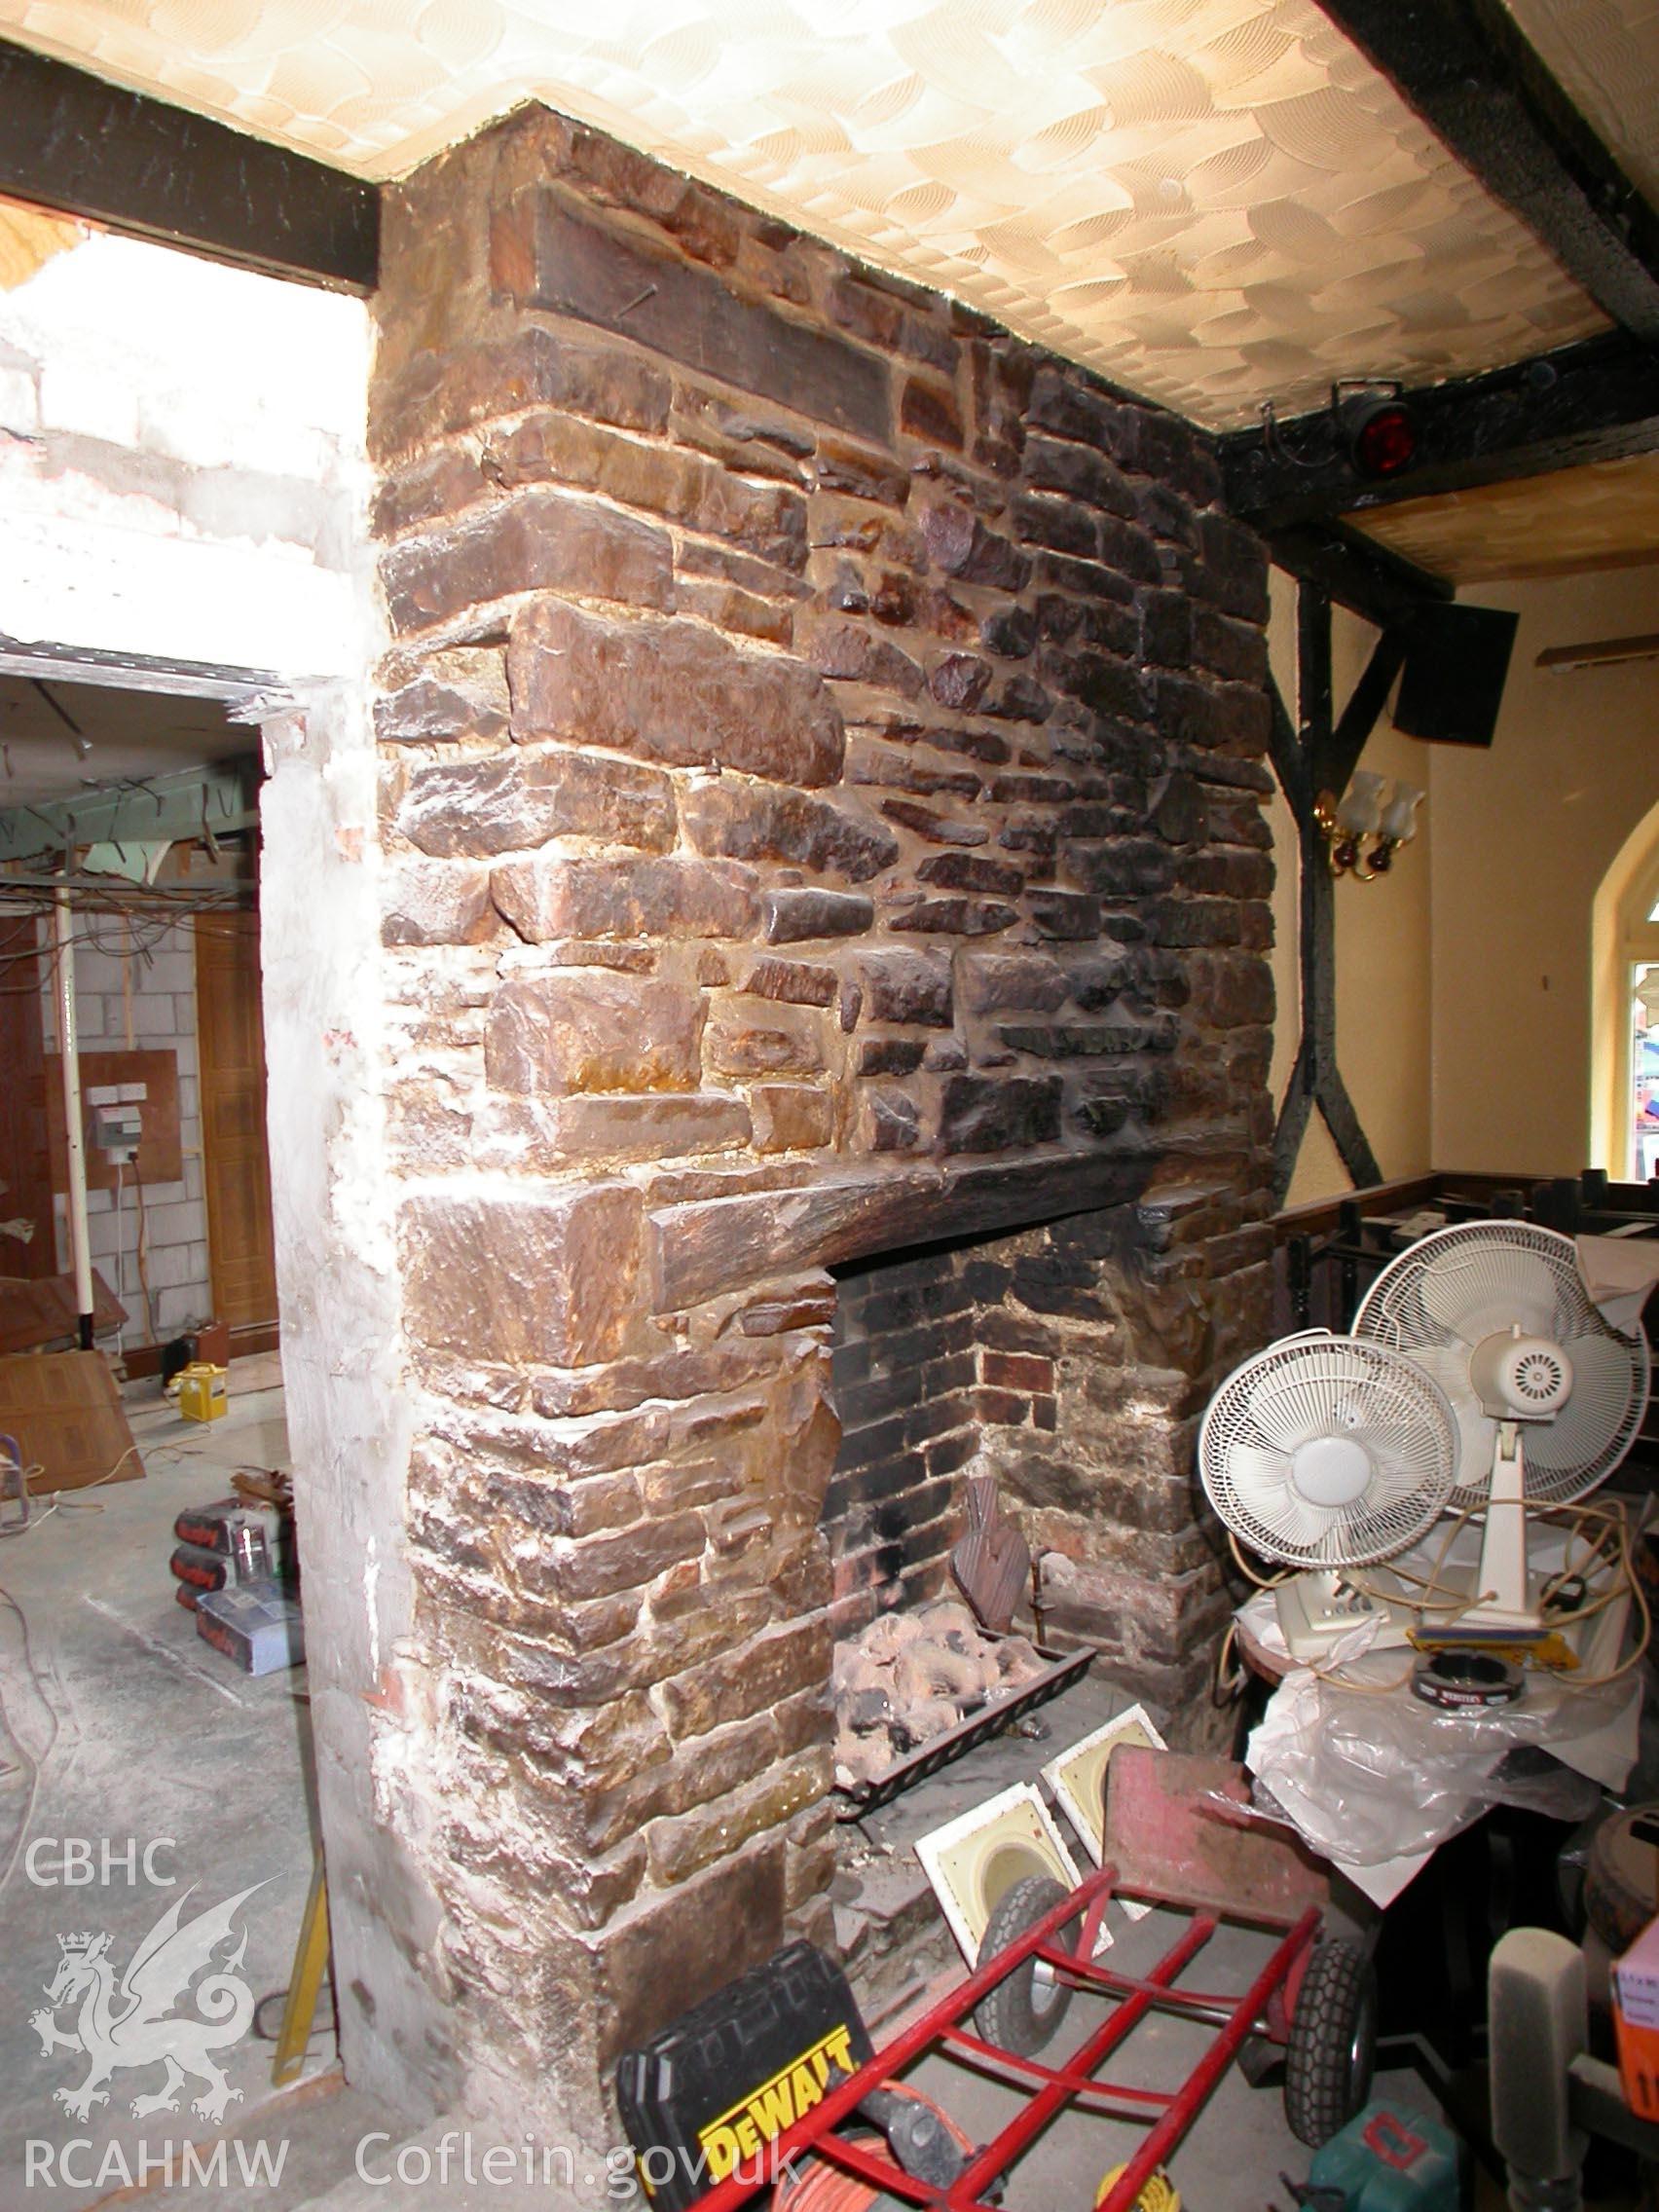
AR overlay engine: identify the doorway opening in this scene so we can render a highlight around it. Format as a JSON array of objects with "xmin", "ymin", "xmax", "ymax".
[
  {"xmin": 1591, "ymin": 800, "xmax": 1659, "ymax": 1183},
  {"xmin": 0, "ymin": 654, "xmax": 330, "ymax": 2192}
]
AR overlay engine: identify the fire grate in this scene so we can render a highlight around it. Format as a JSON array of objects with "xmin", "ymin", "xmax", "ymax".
[{"xmin": 832, "ymin": 1641, "xmax": 1094, "ymax": 1819}]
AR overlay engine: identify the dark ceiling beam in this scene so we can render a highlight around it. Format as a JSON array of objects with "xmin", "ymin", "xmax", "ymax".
[
  {"xmin": 1222, "ymin": 333, "xmax": 1659, "ymax": 532},
  {"xmin": 1311, "ymin": 0, "xmax": 1659, "ymax": 341},
  {"xmin": 0, "ymin": 37, "xmax": 378, "ymax": 293},
  {"xmin": 1266, "ymin": 521, "xmax": 1451, "ymax": 634}
]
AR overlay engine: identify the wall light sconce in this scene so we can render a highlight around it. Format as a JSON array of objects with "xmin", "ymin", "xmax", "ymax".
[{"xmin": 1314, "ymin": 773, "xmax": 1424, "ymax": 879}]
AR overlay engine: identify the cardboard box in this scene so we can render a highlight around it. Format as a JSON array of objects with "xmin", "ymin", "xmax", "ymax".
[{"xmin": 1614, "ymin": 1916, "xmax": 1659, "ymax": 2118}]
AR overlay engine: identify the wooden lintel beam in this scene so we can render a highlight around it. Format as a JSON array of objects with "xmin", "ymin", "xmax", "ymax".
[
  {"xmin": 0, "ymin": 37, "xmax": 378, "ymax": 293},
  {"xmin": 1311, "ymin": 0, "xmax": 1659, "ymax": 341},
  {"xmin": 1224, "ymin": 334, "xmax": 1659, "ymax": 532}
]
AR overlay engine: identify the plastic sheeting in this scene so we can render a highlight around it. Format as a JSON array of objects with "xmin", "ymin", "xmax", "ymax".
[{"xmin": 1240, "ymin": 1590, "xmax": 1639, "ymax": 1905}]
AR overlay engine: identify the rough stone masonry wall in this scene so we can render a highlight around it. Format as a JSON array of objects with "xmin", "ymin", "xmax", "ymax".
[{"xmin": 366, "ymin": 105, "xmax": 1274, "ymax": 2131}]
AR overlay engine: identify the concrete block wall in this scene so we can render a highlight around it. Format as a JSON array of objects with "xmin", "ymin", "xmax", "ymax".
[{"xmin": 38, "ymin": 919, "xmax": 211, "ymax": 1342}]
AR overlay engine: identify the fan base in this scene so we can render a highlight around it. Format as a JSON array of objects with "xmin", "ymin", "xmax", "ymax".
[{"xmin": 1275, "ymin": 1572, "xmax": 1412, "ymax": 1663}]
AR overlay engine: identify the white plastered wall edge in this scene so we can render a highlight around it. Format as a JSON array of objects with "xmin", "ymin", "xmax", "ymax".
[{"xmin": 0, "ymin": 221, "xmax": 460, "ymax": 2121}]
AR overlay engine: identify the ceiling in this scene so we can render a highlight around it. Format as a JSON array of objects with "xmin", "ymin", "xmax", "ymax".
[
  {"xmin": 0, "ymin": 0, "xmax": 1622, "ymax": 429},
  {"xmin": 0, "ymin": 677, "xmax": 251, "ymax": 812},
  {"xmin": 1505, "ymin": 0, "xmax": 1659, "ymax": 207},
  {"xmin": 1349, "ymin": 449, "xmax": 1659, "ymax": 584}
]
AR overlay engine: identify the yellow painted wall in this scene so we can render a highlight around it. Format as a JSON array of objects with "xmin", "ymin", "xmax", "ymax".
[{"xmin": 1429, "ymin": 568, "xmax": 1659, "ymax": 1175}]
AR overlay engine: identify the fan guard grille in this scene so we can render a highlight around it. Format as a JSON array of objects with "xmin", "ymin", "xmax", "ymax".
[
  {"xmin": 1351, "ymin": 1222, "xmax": 1649, "ymax": 1507},
  {"xmin": 1199, "ymin": 1330, "xmax": 1458, "ymax": 1567}
]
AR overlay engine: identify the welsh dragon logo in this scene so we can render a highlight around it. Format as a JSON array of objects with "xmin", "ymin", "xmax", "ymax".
[{"xmin": 31, "ymin": 1885, "xmax": 263, "ymax": 2123}]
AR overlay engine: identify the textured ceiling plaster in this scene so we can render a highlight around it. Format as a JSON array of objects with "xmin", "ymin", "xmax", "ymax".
[
  {"xmin": 1350, "ymin": 450, "xmax": 1659, "ymax": 582},
  {"xmin": 1505, "ymin": 0, "xmax": 1659, "ymax": 209},
  {"xmin": 0, "ymin": 0, "xmax": 1610, "ymax": 426}
]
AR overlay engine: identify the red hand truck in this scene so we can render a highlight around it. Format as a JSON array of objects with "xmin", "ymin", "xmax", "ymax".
[{"xmin": 682, "ymin": 1750, "xmax": 1373, "ymax": 2212}]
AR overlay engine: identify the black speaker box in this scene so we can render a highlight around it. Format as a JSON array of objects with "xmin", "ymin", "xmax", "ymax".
[{"xmin": 1394, "ymin": 601, "xmax": 1519, "ymax": 749}]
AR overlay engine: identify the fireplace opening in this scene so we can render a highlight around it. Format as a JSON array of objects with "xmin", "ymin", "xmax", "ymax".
[{"xmin": 820, "ymin": 1199, "xmax": 1232, "ymax": 1823}]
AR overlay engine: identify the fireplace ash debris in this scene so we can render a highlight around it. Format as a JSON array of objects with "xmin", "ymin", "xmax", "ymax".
[{"xmin": 830, "ymin": 1598, "xmax": 1046, "ymax": 1788}]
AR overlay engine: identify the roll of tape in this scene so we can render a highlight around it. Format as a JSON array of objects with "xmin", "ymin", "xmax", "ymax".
[{"xmin": 1411, "ymin": 1649, "xmax": 1525, "ymax": 1710}]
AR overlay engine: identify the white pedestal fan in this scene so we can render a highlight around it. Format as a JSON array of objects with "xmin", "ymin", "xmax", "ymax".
[
  {"xmin": 1198, "ymin": 1329, "xmax": 1462, "ymax": 1660},
  {"xmin": 1351, "ymin": 1222, "xmax": 1651, "ymax": 1638}
]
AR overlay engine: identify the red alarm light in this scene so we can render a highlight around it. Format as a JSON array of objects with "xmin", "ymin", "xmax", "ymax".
[{"xmin": 1340, "ymin": 389, "xmax": 1419, "ymax": 480}]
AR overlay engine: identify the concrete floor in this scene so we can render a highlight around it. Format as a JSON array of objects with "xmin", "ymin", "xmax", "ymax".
[
  {"xmin": 0, "ymin": 1361, "xmax": 329, "ymax": 2212},
  {"xmin": 274, "ymin": 1946, "xmax": 1459, "ymax": 2212},
  {"xmin": 898, "ymin": 1914, "xmax": 1449, "ymax": 2212}
]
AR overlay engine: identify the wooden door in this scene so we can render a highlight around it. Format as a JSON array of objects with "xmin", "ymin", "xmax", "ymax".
[{"xmin": 195, "ymin": 911, "xmax": 278, "ymax": 1332}]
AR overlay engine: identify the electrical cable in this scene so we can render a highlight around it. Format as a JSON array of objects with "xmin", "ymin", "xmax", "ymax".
[
  {"xmin": 1309, "ymin": 1496, "xmax": 1653, "ymax": 1694},
  {"xmin": 0, "ymin": 1578, "xmax": 59, "ymax": 1900},
  {"xmin": 1212, "ymin": 1616, "xmax": 1246, "ymax": 1704},
  {"xmin": 1258, "ymin": 398, "xmax": 1333, "ymax": 472},
  {"xmin": 772, "ymin": 2085, "xmax": 977, "ymax": 2212},
  {"xmin": 1227, "ymin": 1529, "xmax": 1293, "ymax": 1588},
  {"xmin": 131, "ymin": 1162, "xmax": 157, "ymax": 1346},
  {"xmin": 3, "ymin": 1446, "xmax": 144, "ymax": 1537}
]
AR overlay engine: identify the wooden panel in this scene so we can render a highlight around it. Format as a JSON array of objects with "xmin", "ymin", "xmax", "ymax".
[
  {"xmin": 0, "ymin": 916, "xmax": 55, "ymax": 1276},
  {"xmin": 195, "ymin": 911, "xmax": 278, "ymax": 1331},
  {"xmin": 44, "ymin": 1049, "xmax": 182, "ymax": 1195},
  {"xmin": 0, "ymin": 1270, "xmax": 126, "ymax": 1354},
  {"xmin": 0, "ymin": 1349, "xmax": 140, "ymax": 1495}
]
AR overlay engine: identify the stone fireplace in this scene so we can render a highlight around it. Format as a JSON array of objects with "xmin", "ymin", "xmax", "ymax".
[{"xmin": 347, "ymin": 99, "xmax": 1274, "ymax": 2143}]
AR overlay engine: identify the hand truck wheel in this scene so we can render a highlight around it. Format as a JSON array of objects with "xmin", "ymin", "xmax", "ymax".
[
  {"xmin": 1283, "ymin": 1937, "xmax": 1376, "ymax": 2148},
  {"xmin": 973, "ymin": 1874, "xmax": 1080, "ymax": 2057}
]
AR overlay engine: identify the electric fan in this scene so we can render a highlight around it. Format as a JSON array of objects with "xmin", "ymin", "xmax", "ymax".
[
  {"xmin": 1352, "ymin": 1221, "xmax": 1651, "ymax": 1636},
  {"xmin": 1199, "ymin": 1330, "xmax": 1460, "ymax": 1660}
]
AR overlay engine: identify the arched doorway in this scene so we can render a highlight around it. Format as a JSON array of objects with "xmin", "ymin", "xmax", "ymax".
[{"xmin": 1591, "ymin": 798, "xmax": 1659, "ymax": 1180}]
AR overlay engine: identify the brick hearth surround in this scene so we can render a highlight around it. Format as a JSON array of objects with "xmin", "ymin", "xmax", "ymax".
[{"xmin": 367, "ymin": 105, "xmax": 1274, "ymax": 2133}]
